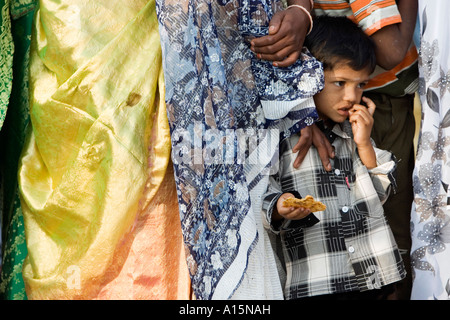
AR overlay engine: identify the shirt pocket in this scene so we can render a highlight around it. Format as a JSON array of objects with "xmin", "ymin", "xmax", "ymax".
[{"xmin": 350, "ymin": 161, "xmax": 385, "ymax": 219}]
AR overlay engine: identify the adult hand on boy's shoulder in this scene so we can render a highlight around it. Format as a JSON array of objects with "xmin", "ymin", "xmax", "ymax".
[{"xmin": 292, "ymin": 124, "xmax": 334, "ymax": 171}]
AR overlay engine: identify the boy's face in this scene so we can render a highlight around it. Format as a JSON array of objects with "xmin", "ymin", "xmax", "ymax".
[{"xmin": 313, "ymin": 63, "xmax": 371, "ymax": 123}]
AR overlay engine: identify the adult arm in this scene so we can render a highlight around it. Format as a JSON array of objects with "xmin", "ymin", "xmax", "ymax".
[{"xmin": 370, "ymin": 0, "xmax": 418, "ymax": 70}]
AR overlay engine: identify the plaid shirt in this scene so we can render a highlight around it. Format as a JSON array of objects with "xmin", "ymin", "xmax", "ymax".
[{"xmin": 262, "ymin": 121, "xmax": 406, "ymax": 299}]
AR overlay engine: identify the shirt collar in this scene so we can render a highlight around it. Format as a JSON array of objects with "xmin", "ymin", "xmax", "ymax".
[{"xmin": 316, "ymin": 120, "xmax": 353, "ymax": 143}]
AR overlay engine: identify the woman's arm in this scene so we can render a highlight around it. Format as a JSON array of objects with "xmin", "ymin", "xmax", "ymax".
[{"xmin": 250, "ymin": 0, "xmax": 313, "ymax": 67}]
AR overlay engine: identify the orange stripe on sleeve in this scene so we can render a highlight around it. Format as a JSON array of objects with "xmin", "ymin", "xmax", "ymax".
[
  {"xmin": 366, "ymin": 46, "xmax": 419, "ymax": 89},
  {"xmin": 313, "ymin": 3, "xmax": 350, "ymax": 10},
  {"xmin": 354, "ymin": 3, "xmax": 399, "ymax": 22},
  {"xmin": 350, "ymin": 0, "xmax": 396, "ymax": 14}
]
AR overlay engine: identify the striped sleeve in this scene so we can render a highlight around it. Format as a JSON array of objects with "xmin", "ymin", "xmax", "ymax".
[
  {"xmin": 349, "ymin": 0, "xmax": 402, "ymax": 35},
  {"xmin": 313, "ymin": 1, "xmax": 402, "ymax": 36}
]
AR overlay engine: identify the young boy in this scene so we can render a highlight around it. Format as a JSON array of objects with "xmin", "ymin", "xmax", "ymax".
[{"xmin": 262, "ymin": 16, "xmax": 406, "ymax": 300}]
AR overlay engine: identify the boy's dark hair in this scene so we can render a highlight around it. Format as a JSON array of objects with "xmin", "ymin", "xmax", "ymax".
[{"xmin": 305, "ymin": 15, "xmax": 376, "ymax": 72}]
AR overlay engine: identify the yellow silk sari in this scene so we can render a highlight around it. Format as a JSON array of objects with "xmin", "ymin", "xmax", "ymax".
[{"xmin": 18, "ymin": 0, "xmax": 190, "ymax": 299}]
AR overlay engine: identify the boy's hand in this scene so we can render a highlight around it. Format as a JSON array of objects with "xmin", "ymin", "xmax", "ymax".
[
  {"xmin": 349, "ymin": 97, "xmax": 377, "ymax": 169},
  {"xmin": 349, "ymin": 96, "xmax": 376, "ymax": 147},
  {"xmin": 273, "ymin": 193, "xmax": 311, "ymax": 221}
]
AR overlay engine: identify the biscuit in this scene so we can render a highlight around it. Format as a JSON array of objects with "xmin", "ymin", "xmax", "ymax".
[{"xmin": 282, "ymin": 195, "xmax": 326, "ymax": 212}]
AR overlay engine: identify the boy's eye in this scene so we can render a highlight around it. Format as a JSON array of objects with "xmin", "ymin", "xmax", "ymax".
[
  {"xmin": 357, "ymin": 82, "xmax": 368, "ymax": 89},
  {"xmin": 333, "ymin": 81, "xmax": 345, "ymax": 87}
]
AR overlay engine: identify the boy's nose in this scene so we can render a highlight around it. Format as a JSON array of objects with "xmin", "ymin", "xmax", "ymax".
[{"xmin": 343, "ymin": 88, "xmax": 357, "ymax": 105}]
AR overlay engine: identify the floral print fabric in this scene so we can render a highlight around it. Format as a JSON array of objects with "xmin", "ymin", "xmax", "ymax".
[
  {"xmin": 410, "ymin": 0, "xmax": 450, "ymax": 300},
  {"xmin": 0, "ymin": 0, "xmax": 13, "ymax": 130},
  {"xmin": 156, "ymin": 0, "xmax": 323, "ymax": 299}
]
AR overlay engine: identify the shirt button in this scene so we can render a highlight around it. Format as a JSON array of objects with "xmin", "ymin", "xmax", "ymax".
[
  {"xmin": 334, "ymin": 169, "xmax": 340, "ymax": 175},
  {"xmin": 348, "ymin": 246, "xmax": 355, "ymax": 253},
  {"xmin": 342, "ymin": 206, "xmax": 349, "ymax": 213}
]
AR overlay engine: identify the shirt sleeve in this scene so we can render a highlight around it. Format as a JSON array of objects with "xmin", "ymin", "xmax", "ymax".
[
  {"xmin": 262, "ymin": 174, "xmax": 284, "ymax": 234},
  {"xmin": 349, "ymin": 0, "xmax": 402, "ymax": 36},
  {"xmin": 367, "ymin": 145, "xmax": 398, "ymax": 204}
]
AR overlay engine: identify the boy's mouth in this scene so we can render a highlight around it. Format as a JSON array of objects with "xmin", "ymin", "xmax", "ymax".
[{"xmin": 337, "ymin": 106, "xmax": 352, "ymax": 117}]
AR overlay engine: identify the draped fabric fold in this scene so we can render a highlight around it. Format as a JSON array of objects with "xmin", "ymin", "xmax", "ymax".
[{"xmin": 17, "ymin": 0, "xmax": 189, "ymax": 299}]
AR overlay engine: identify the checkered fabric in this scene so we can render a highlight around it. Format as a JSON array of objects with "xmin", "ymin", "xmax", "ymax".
[{"xmin": 262, "ymin": 121, "xmax": 406, "ymax": 299}]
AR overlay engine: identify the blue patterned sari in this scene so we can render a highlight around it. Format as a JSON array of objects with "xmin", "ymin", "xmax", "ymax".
[{"xmin": 156, "ymin": 0, "xmax": 323, "ymax": 299}]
